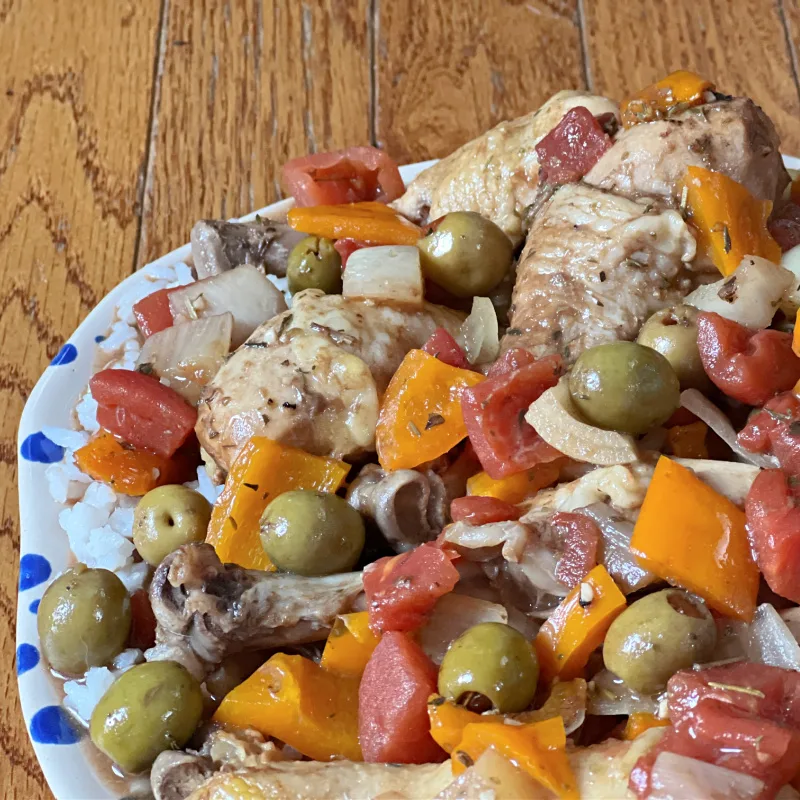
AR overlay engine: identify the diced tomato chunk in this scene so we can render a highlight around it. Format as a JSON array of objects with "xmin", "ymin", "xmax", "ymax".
[
  {"xmin": 553, "ymin": 512, "xmax": 601, "ymax": 589},
  {"xmin": 128, "ymin": 589, "xmax": 157, "ymax": 650},
  {"xmin": 630, "ymin": 663, "xmax": 800, "ymax": 799},
  {"xmin": 450, "ymin": 496, "xmax": 522, "ymax": 525},
  {"xmin": 90, "ymin": 369, "xmax": 197, "ymax": 458},
  {"xmin": 738, "ymin": 391, "xmax": 800, "ymax": 478},
  {"xmin": 132, "ymin": 288, "xmax": 176, "ymax": 338},
  {"xmin": 422, "ymin": 328, "xmax": 471, "ymax": 370},
  {"xmin": 769, "ymin": 202, "xmax": 800, "ymax": 252},
  {"xmin": 535, "ymin": 107, "xmax": 612, "ymax": 185},
  {"xmin": 281, "ymin": 147, "xmax": 405, "ymax": 207},
  {"xmin": 486, "ymin": 346, "xmax": 538, "ymax": 378},
  {"xmin": 334, "ymin": 238, "xmax": 370, "ymax": 267},
  {"xmin": 358, "ymin": 631, "xmax": 446, "ymax": 764},
  {"xmin": 363, "ymin": 543, "xmax": 459, "ymax": 633},
  {"xmin": 461, "ymin": 354, "xmax": 563, "ymax": 479},
  {"xmin": 696, "ymin": 312, "xmax": 800, "ymax": 405}
]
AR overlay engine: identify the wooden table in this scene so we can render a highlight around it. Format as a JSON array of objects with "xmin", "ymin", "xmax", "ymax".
[{"xmin": 2, "ymin": 1, "xmax": 799, "ymax": 796}]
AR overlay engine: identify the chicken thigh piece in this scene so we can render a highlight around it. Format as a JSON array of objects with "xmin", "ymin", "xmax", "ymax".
[
  {"xmin": 500, "ymin": 183, "xmax": 708, "ymax": 362},
  {"xmin": 196, "ymin": 290, "xmax": 465, "ymax": 473},
  {"xmin": 392, "ymin": 90, "xmax": 619, "ymax": 245}
]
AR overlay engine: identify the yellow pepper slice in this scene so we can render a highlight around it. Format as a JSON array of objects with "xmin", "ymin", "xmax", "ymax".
[
  {"xmin": 666, "ymin": 421, "xmax": 708, "ymax": 459},
  {"xmin": 623, "ymin": 711, "xmax": 670, "ymax": 740},
  {"xmin": 206, "ymin": 437, "xmax": 349, "ymax": 571},
  {"xmin": 213, "ymin": 653, "xmax": 362, "ymax": 761},
  {"xmin": 630, "ymin": 455, "xmax": 758, "ymax": 621},
  {"xmin": 287, "ymin": 201, "xmax": 422, "ymax": 245},
  {"xmin": 535, "ymin": 564, "xmax": 626, "ymax": 683},
  {"xmin": 466, "ymin": 458, "xmax": 566, "ymax": 505},
  {"xmin": 621, "ymin": 70, "xmax": 714, "ymax": 127},
  {"xmin": 452, "ymin": 717, "xmax": 578, "ymax": 799},
  {"xmin": 320, "ymin": 611, "xmax": 381, "ymax": 677},
  {"xmin": 376, "ymin": 350, "xmax": 485, "ymax": 471},
  {"xmin": 682, "ymin": 166, "xmax": 781, "ymax": 277},
  {"xmin": 793, "ymin": 309, "xmax": 800, "ymax": 358}
]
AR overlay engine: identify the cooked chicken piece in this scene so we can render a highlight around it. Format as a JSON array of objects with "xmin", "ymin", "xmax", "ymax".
[
  {"xmin": 146, "ymin": 543, "xmax": 362, "ymax": 678},
  {"xmin": 191, "ymin": 218, "xmax": 306, "ymax": 279},
  {"xmin": 196, "ymin": 290, "xmax": 464, "ymax": 473},
  {"xmin": 585, "ymin": 98, "xmax": 789, "ymax": 206},
  {"xmin": 502, "ymin": 183, "xmax": 706, "ymax": 362},
  {"xmin": 392, "ymin": 90, "xmax": 619, "ymax": 245}
]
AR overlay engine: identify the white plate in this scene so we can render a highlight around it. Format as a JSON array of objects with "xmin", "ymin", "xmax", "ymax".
[{"xmin": 16, "ymin": 156, "xmax": 800, "ymax": 799}]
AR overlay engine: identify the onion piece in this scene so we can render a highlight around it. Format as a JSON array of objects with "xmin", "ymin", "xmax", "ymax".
[
  {"xmin": 779, "ymin": 244, "xmax": 800, "ymax": 316},
  {"xmin": 436, "ymin": 747, "xmax": 542, "ymax": 799},
  {"xmin": 780, "ymin": 607, "xmax": 800, "ymax": 642},
  {"xmin": 649, "ymin": 751, "xmax": 765, "ymax": 800},
  {"xmin": 679, "ymin": 389, "xmax": 778, "ymax": 469},
  {"xmin": 587, "ymin": 669, "xmax": 659, "ymax": 716},
  {"xmin": 169, "ymin": 264, "xmax": 287, "ymax": 348},
  {"xmin": 672, "ymin": 458, "xmax": 759, "ymax": 508},
  {"xmin": 685, "ymin": 255, "xmax": 793, "ymax": 330},
  {"xmin": 137, "ymin": 313, "xmax": 233, "ymax": 405},
  {"xmin": 342, "ymin": 245, "xmax": 423, "ymax": 309},
  {"xmin": 525, "ymin": 379, "xmax": 638, "ymax": 466},
  {"xmin": 460, "ymin": 297, "xmax": 499, "ymax": 365},
  {"xmin": 747, "ymin": 603, "xmax": 800, "ymax": 671},
  {"xmin": 418, "ymin": 593, "xmax": 508, "ymax": 664}
]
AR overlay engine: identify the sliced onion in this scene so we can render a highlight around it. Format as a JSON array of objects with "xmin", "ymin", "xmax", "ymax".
[
  {"xmin": 137, "ymin": 313, "xmax": 232, "ymax": 405},
  {"xmin": 342, "ymin": 245, "xmax": 423, "ymax": 309},
  {"xmin": 418, "ymin": 593, "xmax": 508, "ymax": 664},
  {"xmin": 779, "ymin": 245, "xmax": 800, "ymax": 316},
  {"xmin": 580, "ymin": 503, "xmax": 655, "ymax": 594},
  {"xmin": 459, "ymin": 297, "xmax": 499, "ymax": 365},
  {"xmin": 672, "ymin": 458, "xmax": 760, "ymax": 508},
  {"xmin": 525, "ymin": 379, "xmax": 638, "ymax": 466},
  {"xmin": 747, "ymin": 603, "xmax": 800, "ymax": 671},
  {"xmin": 649, "ymin": 751, "xmax": 765, "ymax": 800},
  {"xmin": 685, "ymin": 256, "xmax": 792, "ymax": 330},
  {"xmin": 169, "ymin": 265, "xmax": 288, "ymax": 348},
  {"xmin": 680, "ymin": 389, "xmax": 778, "ymax": 469},
  {"xmin": 441, "ymin": 520, "xmax": 531, "ymax": 563},
  {"xmin": 587, "ymin": 669, "xmax": 659, "ymax": 716},
  {"xmin": 780, "ymin": 607, "xmax": 800, "ymax": 642}
]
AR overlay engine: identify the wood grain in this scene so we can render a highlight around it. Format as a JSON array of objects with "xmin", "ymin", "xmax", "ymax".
[
  {"xmin": 136, "ymin": 0, "xmax": 372, "ymax": 266},
  {"xmin": 582, "ymin": 0, "xmax": 800, "ymax": 153},
  {"xmin": 375, "ymin": 0, "xmax": 587, "ymax": 163},
  {"xmin": 0, "ymin": 1, "xmax": 162, "ymax": 797}
]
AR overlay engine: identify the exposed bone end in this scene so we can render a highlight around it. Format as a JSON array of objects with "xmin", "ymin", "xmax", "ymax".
[{"xmin": 151, "ymin": 751, "xmax": 214, "ymax": 800}]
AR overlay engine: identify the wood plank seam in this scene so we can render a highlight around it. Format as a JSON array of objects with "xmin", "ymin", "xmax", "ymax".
[
  {"xmin": 369, "ymin": 0, "xmax": 378, "ymax": 147},
  {"xmin": 778, "ymin": 0, "xmax": 800, "ymax": 100},
  {"xmin": 576, "ymin": 0, "xmax": 594, "ymax": 92}
]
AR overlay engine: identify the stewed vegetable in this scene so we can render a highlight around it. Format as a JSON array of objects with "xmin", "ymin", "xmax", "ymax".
[
  {"xmin": 287, "ymin": 235, "xmax": 343, "ymax": 295},
  {"xmin": 37, "ymin": 566, "xmax": 131, "ymax": 675}
]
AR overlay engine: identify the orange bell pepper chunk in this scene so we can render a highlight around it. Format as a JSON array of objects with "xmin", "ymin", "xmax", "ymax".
[
  {"xmin": 376, "ymin": 350, "xmax": 485, "ymax": 471},
  {"xmin": 682, "ymin": 166, "xmax": 781, "ymax": 277},
  {"xmin": 466, "ymin": 458, "xmax": 567, "ymax": 505},
  {"xmin": 287, "ymin": 201, "xmax": 422, "ymax": 246},
  {"xmin": 452, "ymin": 717, "xmax": 578, "ymax": 799},
  {"xmin": 206, "ymin": 437, "xmax": 348, "ymax": 571},
  {"xmin": 794, "ymin": 309, "xmax": 800, "ymax": 358},
  {"xmin": 320, "ymin": 612, "xmax": 381, "ymax": 677},
  {"xmin": 74, "ymin": 432, "xmax": 195, "ymax": 496},
  {"xmin": 630, "ymin": 456, "xmax": 758, "ymax": 621},
  {"xmin": 623, "ymin": 711, "xmax": 670, "ymax": 740},
  {"xmin": 535, "ymin": 564, "xmax": 626, "ymax": 683},
  {"xmin": 666, "ymin": 421, "xmax": 708, "ymax": 459},
  {"xmin": 213, "ymin": 652, "xmax": 362, "ymax": 761},
  {"xmin": 621, "ymin": 70, "xmax": 714, "ymax": 127}
]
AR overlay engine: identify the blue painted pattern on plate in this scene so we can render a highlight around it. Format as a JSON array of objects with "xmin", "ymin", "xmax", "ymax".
[
  {"xmin": 16, "ymin": 643, "xmax": 39, "ymax": 675},
  {"xmin": 30, "ymin": 706, "xmax": 82, "ymax": 745},
  {"xmin": 19, "ymin": 554, "xmax": 51, "ymax": 591},
  {"xmin": 29, "ymin": 598, "xmax": 41, "ymax": 614},
  {"xmin": 20, "ymin": 432, "xmax": 64, "ymax": 464},
  {"xmin": 50, "ymin": 343, "xmax": 78, "ymax": 366}
]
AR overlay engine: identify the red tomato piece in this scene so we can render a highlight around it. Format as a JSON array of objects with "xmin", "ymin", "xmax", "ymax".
[
  {"xmin": 461, "ymin": 354, "xmax": 563, "ymax": 479},
  {"xmin": 90, "ymin": 369, "xmax": 197, "ymax": 458},
  {"xmin": 738, "ymin": 391, "xmax": 800, "ymax": 477},
  {"xmin": 553, "ymin": 512, "xmax": 601, "ymax": 590},
  {"xmin": 358, "ymin": 631, "xmax": 446, "ymax": 764},
  {"xmin": 333, "ymin": 238, "xmax": 370, "ymax": 267},
  {"xmin": 696, "ymin": 312, "xmax": 800, "ymax": 406},
  {"xmin": 281, "ymin": 147, "xmax": 405, "ymax": 207},
  {"xmin": 486, "ymin": 347, "xmax": 538, "ymax": 378},
  {"xmin": 132, "ymin": 288, "xmax": 176, "ymax": 338},
  {"xmin": 769, "ymin": 202, "xmax": 800, "ymax": 252},
  {"xmin": 450, "ymin": 496, "xmax": 522, "ymax": 525},
  {"xmin": 630, "ymin": 663, "xmax": 800, "ymax": 799},
  {"xmin": 535, "ymin": 107, "xmax": 612, "ymax": 184},
  {"xmin": 422, "ymin": 328, "xmax": 472, "ymax": 370},
  {"xmin": 745, "ymin": 469, "xmax": 800, "ymax": 603},
  {"xmin": 128, "ymin": 589, "xmax": 157, "ymax": 650},
  {"xmin": 363, "ymin": 543, "xmax": 459, "ymax": 633}
]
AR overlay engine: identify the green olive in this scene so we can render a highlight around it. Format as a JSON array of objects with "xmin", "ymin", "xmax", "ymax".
[
  {"xmin": 133, "ymin": 485, "xmax": 212, "ymax": 566},
  {"xmin": 90, "ymin": 660, "xmax": 203, "ymax": 773},
  {"xmin": 287, "ymin": 236, "xmax": 342, "ymax": 295},
  {"xmin": 260, "ymin": 490, "xmax": 364, "ymax": 576},
  {"xmin": 603, "ymin": 589, "xmax": 717, "ymax": 695},
  {"xmin": 37, "ymin": 565, "xmax": 131, "ymax": 676},
  {"xmin": 568, "ymin": 341, "xmax": 680, "ymax": 435},
  {"xmin": 636, "ymin": 305, "xmax": 711, "ymax": 391},
  {"xmin": 417, "ymin": 211, "xmax": 513, "ymax": 298},
  {"xmin": 438, "ymin": 622, "xmax": 539, "ymax": 713}
]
